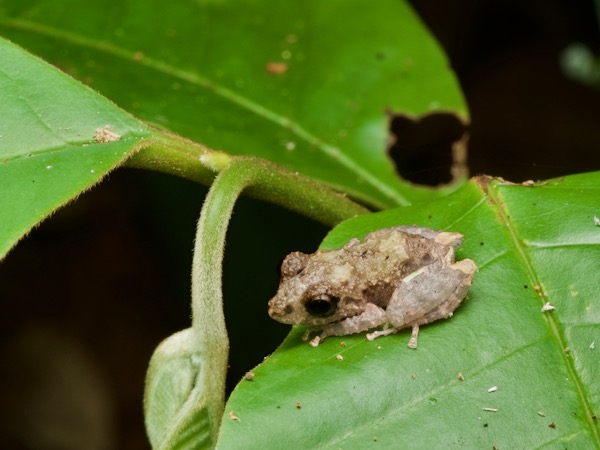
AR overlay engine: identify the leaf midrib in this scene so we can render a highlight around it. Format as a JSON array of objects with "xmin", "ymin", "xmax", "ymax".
[{"xmin": 0, "ymin": 17, "xmax": 408, "ymax": 207}]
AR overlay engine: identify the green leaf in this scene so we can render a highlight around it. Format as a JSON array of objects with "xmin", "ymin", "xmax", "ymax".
[
  {"xmin": 144, "ymin": 329, "xmax": 215, "ymax": 450},
  {"xmin": 218, "ymin": 172, "xmax": 600, "ymax": 449},
  {"xmin": 0, "ymin": 37, "xmax": 150, "ymax": 259},
  {"xmin": 0, "ymin": 0, "xmax": 467, "ymax": 208}
]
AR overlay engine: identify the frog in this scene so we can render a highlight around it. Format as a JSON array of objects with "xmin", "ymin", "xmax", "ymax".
[{"xmin": 267, "ymin": 226, "xmax": 477, "ymax": 348}]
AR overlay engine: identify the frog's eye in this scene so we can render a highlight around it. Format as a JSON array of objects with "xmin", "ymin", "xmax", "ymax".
[{"xmin": 305, "ymin": 295, "xmax": 339, "ymax": 317}]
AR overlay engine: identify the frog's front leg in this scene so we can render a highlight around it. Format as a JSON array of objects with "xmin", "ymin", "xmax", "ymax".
[
  {"xmin": 306, "ymin": 303, "xmax": 387, "ymax": 347},
  {"xmin": 385, "ymin": 259, "xmax": 476, "ymax": 348},
  {"xmin": 365, "ymin": 323, "xmax": 420, "ymax": 346}
]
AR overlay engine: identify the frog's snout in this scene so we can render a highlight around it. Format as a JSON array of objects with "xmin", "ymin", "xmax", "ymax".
[{"xmin": 267, "ymin": 298, "xmax": 294, "ymax": 322}]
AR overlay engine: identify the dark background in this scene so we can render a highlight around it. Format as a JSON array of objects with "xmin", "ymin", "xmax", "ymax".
[{"xmin": 1, "ymin": 1, "xmax": 599, "ymax": 448}]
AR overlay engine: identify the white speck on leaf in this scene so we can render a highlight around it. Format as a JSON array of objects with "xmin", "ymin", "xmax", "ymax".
[
  {"xmin": 228, "ymin": 411, "xmax": 240, "ymax": 422},
  {"xmin": 285, "ymin": 141, "xmax": 296, "ymax": 151},
  {"xmin": 483, "ymin": 407, "xmax": 498, "ymax": 412},
  {"xmin": 336, "ymin": 354, "xmax": 344, "ymax": 361},
  {"xmin": 488, "ymin": 386, "xmax": 498, "ymax": 393},
  {"xmin": 541, "ymin": 302, "xmax": 556, "ymax": 312},
  {"xmin": 590, "ymin": 341, "xmax": 596, "ymax": 350},
  {"xmin": 594, "ymin": 215, "xmax": 600, "ymax": 226},
  {"xmin": 46, "ymin": 165, "xmax": 53, "ymax": 170}
]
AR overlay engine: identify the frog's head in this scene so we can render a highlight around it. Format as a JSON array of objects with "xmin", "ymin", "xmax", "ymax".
[{"xmin": 268, "ymin": 251, "xmax": 367, "ymax": 326}]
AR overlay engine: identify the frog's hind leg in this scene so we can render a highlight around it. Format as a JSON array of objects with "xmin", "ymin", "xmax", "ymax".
[{"xmin": 407, "ymin": 324, "xmax": 420, "ymax": 349}]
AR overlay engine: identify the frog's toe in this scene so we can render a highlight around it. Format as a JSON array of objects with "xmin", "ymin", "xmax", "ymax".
[
  {"xmin": 407, "ymin": 324, "xmax": 420, "ymax": 349},
  {"xmin": 309, "ymin": 335, "xmax": 322, "ymax": 347}
]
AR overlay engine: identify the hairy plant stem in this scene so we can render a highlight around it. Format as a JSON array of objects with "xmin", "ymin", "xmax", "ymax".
[
  {"xmin": 191, "ymin": 156, "xmax": 367, "ymax": 435},
  {"xmin": 131, "ymin": 132, "xmax": 368, "ymax": 445}
]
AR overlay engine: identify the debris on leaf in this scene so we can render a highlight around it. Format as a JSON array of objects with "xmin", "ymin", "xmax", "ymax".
[
  {"xmin": 533, "ymin": 285, "xmax": 544, "ymax": 297},
  {"xmin": 295, "ymin": 401, "xmax": 302, "ymax": 409},
  {"xmin": 482, "ymin": 407, "xmax": 498, "ymax": 412},
  {"xmin": 488, "ymin": 386, "xmax": 498, "ymax": 393},
  {"xmin": 458, "ymin": 372, "xmax": 465, "ymax": 381},
  {"xmin": 538, "ymin": 411, "xmax": 546, "ymax": 417},
  {"xmin": 229, "ymin": 411, "xmax": 240, "ymax": 422},
  {"xmin": 336, "ymin": 354, "xmax": 344, "ymax": 361},
  {"xmin": 243, "ymin": 371, "xmax": 255, "ymax": 381},
  {"xmin": 541, "ymin": 302, "xmax": 555, "ymax": 312},
  {"xmin": 594, "ymin": 215, "xmax": 600, "ymax": 226},
  {"xmin": 266, "ymin": 61, "xmax": 288, "ymax": 74},
  {"xmin": 94, "ymin": 126, "xmax": 121, "ymax": 143}
]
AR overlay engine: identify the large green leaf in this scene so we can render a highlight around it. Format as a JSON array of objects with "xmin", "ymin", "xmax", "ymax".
[
  {"xmin": 218, "ymin": 172, "xmax": 600, "ymax": 448},
  {"xmin": 0, "ymin": 0, "xmax": 467, "ymax": 208},
  {"xmin": 0, "ymin": 37, "xmax": 150, "ymax": 258}
]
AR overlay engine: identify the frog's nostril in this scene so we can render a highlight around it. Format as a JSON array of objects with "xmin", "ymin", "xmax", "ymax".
[{"xmin": 269, "ymin": 303, "xmax": 294, "ymax": 318}]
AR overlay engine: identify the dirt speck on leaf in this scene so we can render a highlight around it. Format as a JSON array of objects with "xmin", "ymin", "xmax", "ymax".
[
  {"xmin": 266, "ymin": 61, "xmax": 288, "ymax": 75},
  {"xmin": 94, "ymin": 126, "xmax": 121, "ymax": 143}
]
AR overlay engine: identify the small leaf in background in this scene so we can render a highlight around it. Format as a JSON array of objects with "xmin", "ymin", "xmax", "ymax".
[
  {"xmin": 218, "ymin": 172, "xmax": 600, "ymax": 448},
  {"xmin": 561, "ymin": 43, "xmax": 600, "ymax": 88},
  {"xmin": 0, "ymin": 37, "xmax": 149, "ymax": 259},
  {"xmin": 144, "ymin": 329, "xmax": 215, "ymax": 450},
  {"xmin": 0, "ymin": 0, "xmax": 467, "ymax": 208}
]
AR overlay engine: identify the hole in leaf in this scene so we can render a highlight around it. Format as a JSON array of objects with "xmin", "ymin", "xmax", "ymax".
[{"xmin": 388, "ymin": 112, "xmax": 468, "ymax": 186}]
